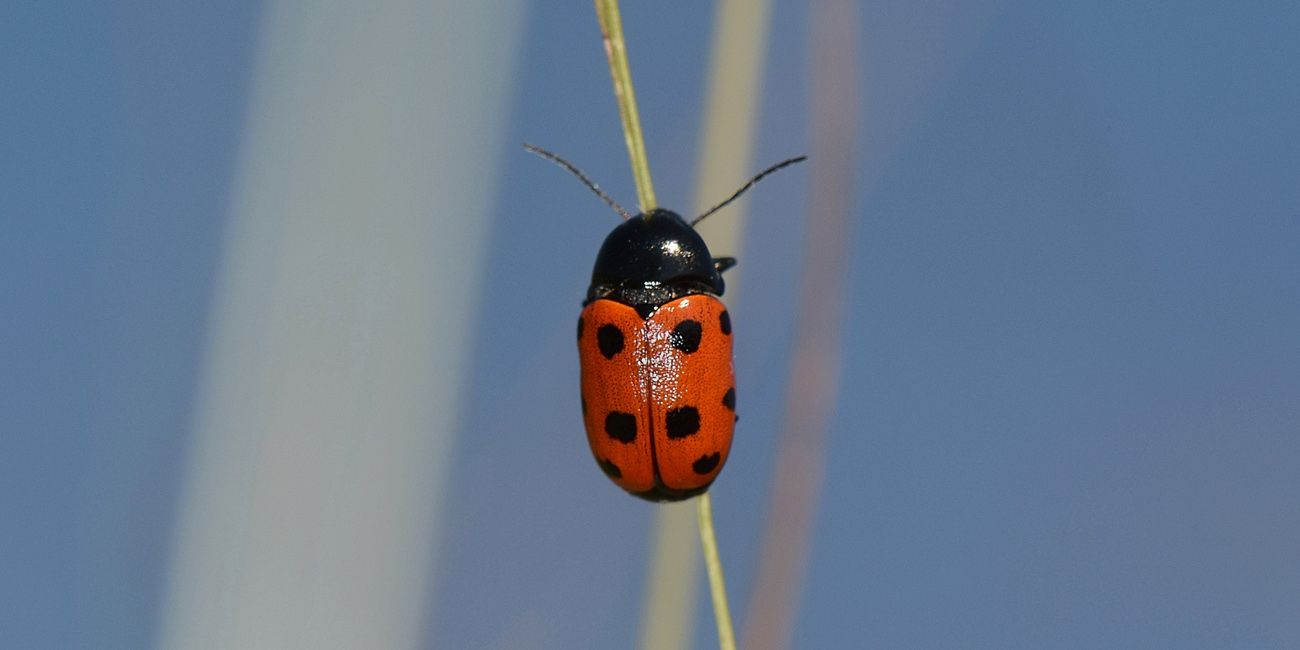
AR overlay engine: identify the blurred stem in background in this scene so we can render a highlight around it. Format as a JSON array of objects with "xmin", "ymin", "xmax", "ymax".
[
  {"xmin": 688, "ymin": 0, "xmax": 776, "ymax": 303},
  {"xmin": 617, "ymin": 0, "xmax": 776, "ymax": 649},
  {"xmin": 156, "ymin": 2, "xmax": 527, "ymax": 650},
  {"xmin": 742, "ymin": 0, "xmax": 861, "ymax": 649}
]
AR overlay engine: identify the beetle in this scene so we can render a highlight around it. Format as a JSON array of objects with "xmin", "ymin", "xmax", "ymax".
[{"xmin": 526, "ymin": 144, "xmax": 804, "ymax": 501}]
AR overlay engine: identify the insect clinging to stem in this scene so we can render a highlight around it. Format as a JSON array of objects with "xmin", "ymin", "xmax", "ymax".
[{"xmin": 526, "ymin": 143, "xmax": 805, "ymax": 501}]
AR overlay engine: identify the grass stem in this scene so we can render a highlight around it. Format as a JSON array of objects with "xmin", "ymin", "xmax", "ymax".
[
  {"xmin": 591, "ymin": 5, "xmax": 735, "ymax": 649},
  {"xmin": 698, "ymin": 492, "xmax": 737, "ymax": 650},
  {"xmin": 593, "ymin": 0, "xmax": 657, "ymax": 213}
]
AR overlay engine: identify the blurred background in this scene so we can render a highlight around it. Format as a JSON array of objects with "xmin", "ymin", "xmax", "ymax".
[{"xmin": 2, "ymin": 1, "xmax": 1298, "ymax": 649}]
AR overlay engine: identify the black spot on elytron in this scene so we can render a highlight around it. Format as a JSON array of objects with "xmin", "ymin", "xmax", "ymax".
[
  {"xmin": 581, "ymin": 395, "xmax": 587, "ymax": 416},
  {"xmin": 665, "ymin": 406, "xmax": 700, "ymax": 439},
  {"xmin": 670, "ymin": 320, "xmax": 702, "ymax": 353},
  {"xmin": 598, "ymin": 458, "xmax": 622, "ymax": 479},
  {"xmin": 605, "ymin": 411, "xmax": 637, "ymax": 443},
  {"xmin": 597, "ymin": 324, "xmax": 625, "ymax": 359},
  {"xmin": 692, "ymin": 453, "xmax": 721, "ymax": 475},
  {"xmin": 719, "ymin": 310, "xmax": 732, "ymax": 335},
  {"xmin": 722, "ymin": 387, "xmax": 735, "ymax": 411},
  {"xmin": 634, "ymin": 303, "xmax": 658, "ymax": 319},
  {"xmin": 577, "ymin": 315, "xmax": 585, "ymax": 341}
]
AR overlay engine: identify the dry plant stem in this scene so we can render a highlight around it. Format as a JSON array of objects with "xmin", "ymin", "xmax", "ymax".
[
  {"xmin": 592, "ymin": 3, "xmax": 735, "ymax": 648},
  {"xmin": 698, "ymin": 492, "xmax": 737, "ymax": 650},
  {"xmin": 593, "ymin": 0, "xmax": 657, "ymax": 213}
]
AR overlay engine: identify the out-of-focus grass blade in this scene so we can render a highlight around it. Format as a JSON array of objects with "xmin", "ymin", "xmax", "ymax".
[
  {"xmin": 742, "ymin": 1, "xmax": 861, "ymax": 649},
  {"xmin": 157, "ymin": 2, "xmax": 526, "ymax": 649}
]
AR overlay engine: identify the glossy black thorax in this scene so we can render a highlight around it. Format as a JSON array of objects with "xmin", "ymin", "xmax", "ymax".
[{"xmin": 586, "ymin": 209, "xmax": 725, "ymax": 317}]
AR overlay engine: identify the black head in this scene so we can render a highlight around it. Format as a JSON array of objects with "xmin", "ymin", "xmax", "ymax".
[{"xmin": 586, "ymin": 209, "xmax": 724, "ymax": 314}]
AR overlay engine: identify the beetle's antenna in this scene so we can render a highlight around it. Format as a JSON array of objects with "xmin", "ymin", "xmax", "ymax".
[
  {"xmin": 690, "ymin": 155, "xmax": 807, "ymax": 226},
  {"xmin": 524, "ymin": 143, "xmax": 632, "ymax": 220}
]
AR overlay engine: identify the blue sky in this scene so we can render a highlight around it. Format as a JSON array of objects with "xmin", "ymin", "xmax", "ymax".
[{"xmin": 2, "ymin": 1, "xmax": 1297, "ymax": 648}]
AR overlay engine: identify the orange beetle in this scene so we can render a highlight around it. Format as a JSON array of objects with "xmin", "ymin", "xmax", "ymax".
[{"xmin": 528, "ymin": 144, "xmax": 803, "ymax": 500}]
